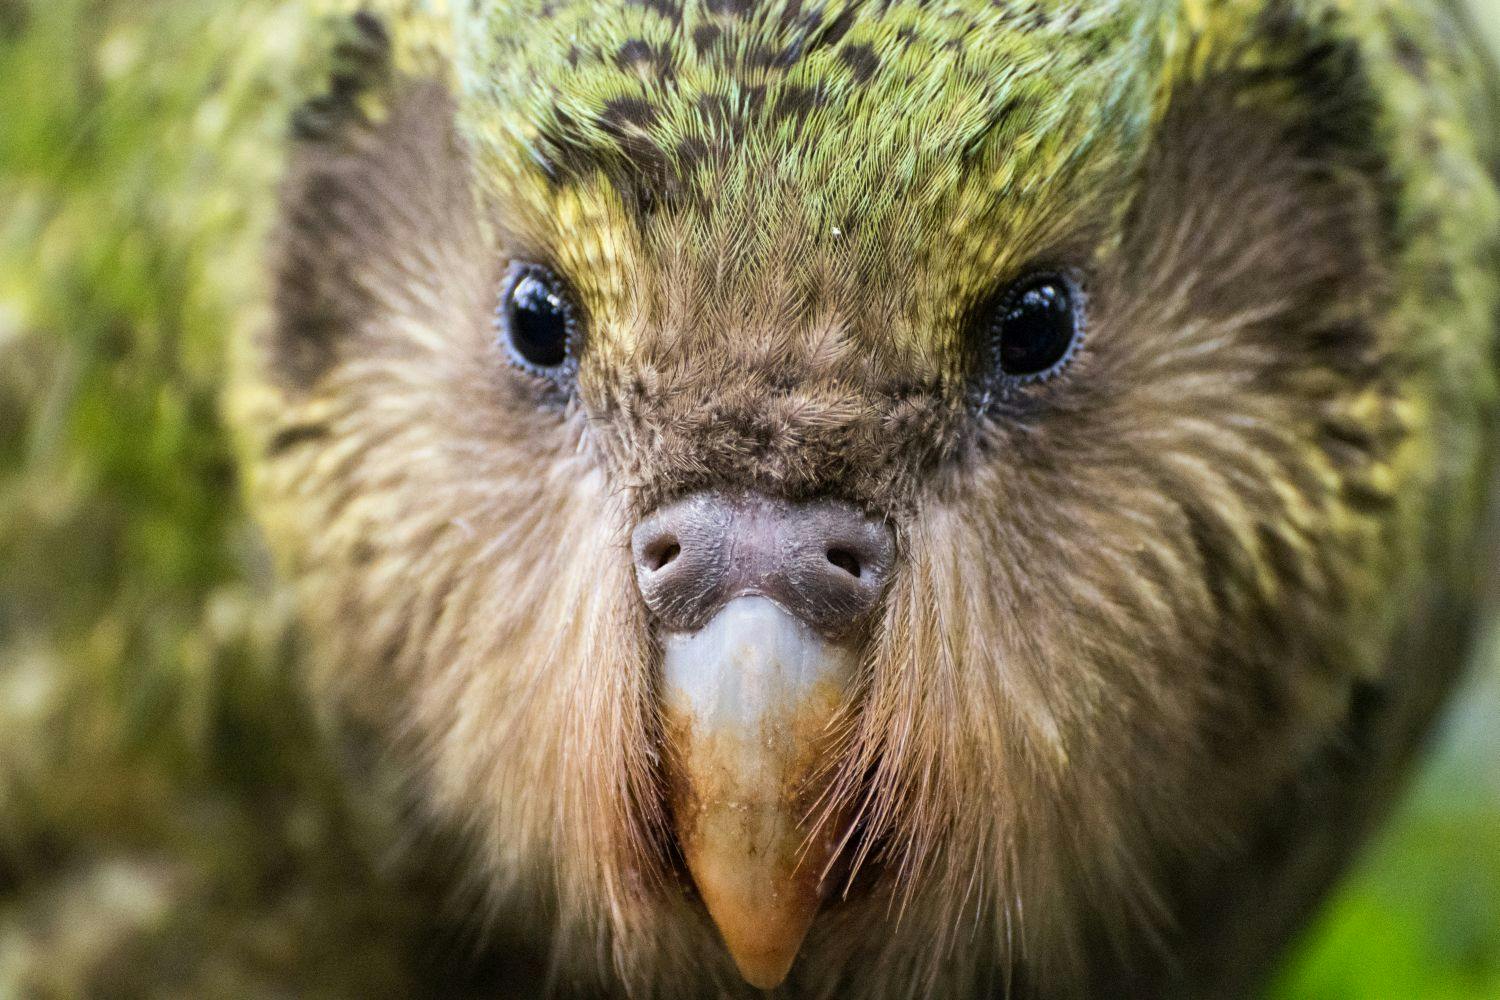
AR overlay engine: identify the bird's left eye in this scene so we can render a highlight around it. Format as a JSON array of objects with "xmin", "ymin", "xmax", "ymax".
[
  {"xmin": 984, "ymin": 272, "xmax": 1085, "ymax": 382},
  {"xmin": 496, "ymin": 262, "xmax": 579, "ymax": 377}
]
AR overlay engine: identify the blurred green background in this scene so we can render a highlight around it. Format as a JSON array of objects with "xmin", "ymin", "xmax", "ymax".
[{"xmin": 0, "ymin": 1, "xmax": 1496, "ymax": 996}]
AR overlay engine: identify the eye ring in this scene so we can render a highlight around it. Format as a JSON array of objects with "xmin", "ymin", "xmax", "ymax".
[
  {"xmin": 495, "ymin": 261, "xmax": 580, "ymax": 380},
  {"xmin": 981, "ymin": 269, "xmax": 1087, "ymax": 385}
]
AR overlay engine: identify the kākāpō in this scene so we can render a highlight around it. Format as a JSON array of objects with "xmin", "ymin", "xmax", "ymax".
[{"xmin": 228, "ymin": 0, "xmax": 1500, "ymax": 996}]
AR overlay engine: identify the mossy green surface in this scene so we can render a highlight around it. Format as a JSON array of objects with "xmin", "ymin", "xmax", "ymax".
[{"xmin": 0, "ymin": 1, "xmax": 1495, "ymax": 995}]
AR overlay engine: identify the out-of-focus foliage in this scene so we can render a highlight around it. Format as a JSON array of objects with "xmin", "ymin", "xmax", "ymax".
[
  {"xmin": 0, "ymin": 1, "xmax": 445, "ymax": 995},
  {"xmin": 1270, "ymin": 621, "xmax": 1500, "ymax": 999},
  {"xmin": 0, "ymin": 0, "xmax": 1495, "ymax": 996}
]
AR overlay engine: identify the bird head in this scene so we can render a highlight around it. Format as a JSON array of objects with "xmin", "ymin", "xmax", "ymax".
[{"xmin": 234, "ymin": 0, "xmax": 1455, "ymax": 994}]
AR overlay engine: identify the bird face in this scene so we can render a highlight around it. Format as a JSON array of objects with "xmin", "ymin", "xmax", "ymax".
[{"xmin": 238, "ymin": 2, "xmax": 1431, "ymax": 995}]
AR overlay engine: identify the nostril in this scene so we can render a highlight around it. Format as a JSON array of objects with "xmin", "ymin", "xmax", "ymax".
[
  {"xmin": 826, "ymin": 547, "xmax": 862, "ymax": 579},
  {"xmin": 644, "ymin": 538, "xmax": 681, "ymax": 573}
]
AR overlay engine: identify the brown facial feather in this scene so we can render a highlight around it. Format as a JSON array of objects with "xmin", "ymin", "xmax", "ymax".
[
  {"xmin": 826, "ymin": 82, "xmax": 1402, "ymax": 990},
  {"xmin": 232, "ymin": 14, "xmax": 1482, "ymax": 999}
]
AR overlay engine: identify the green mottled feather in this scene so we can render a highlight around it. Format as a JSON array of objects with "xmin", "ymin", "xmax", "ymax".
[{"xmin": 1, "ymin": 0, "xmax": 1497, "ymax": 996}]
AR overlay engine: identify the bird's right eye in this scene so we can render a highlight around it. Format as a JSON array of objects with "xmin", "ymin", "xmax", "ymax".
[{"xmin": 496, "ymin": 262, "xmax": 579, "ymax": 377}]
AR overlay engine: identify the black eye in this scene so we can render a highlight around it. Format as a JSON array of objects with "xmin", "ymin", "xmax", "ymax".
[
  {"xmin": 986, "ymin": 272, "xmax": 1085, "ymax": 381},
  {"xmin": 497, "ymin": 262, "xmax": 578, "ymax": 375}
]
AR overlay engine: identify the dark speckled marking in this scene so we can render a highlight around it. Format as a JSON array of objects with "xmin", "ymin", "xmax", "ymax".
[
  {"xmin": 674, "ymin": 136, "xmax": 711, "ymax": 172},
  {"xmin": 746, "ymin": 43, "xmax": 791, "ymax": 70},
  {"xmin": 627, "ymin": 0, "xmax": 683, "ymax": 21},
  {"xmin": 1391, "ymin": 33, "xmax": 1428, "ymax": 81},
  {"xmin": 599, "ymin": 96, "xmax": 659, "ymax": 129},
  {"xmin": 692, "ymin": 24, "xmax": 722, "ymax": 54},
  {"xmin": 1341, "ymin": 478, "xmax": 1396, "ymax": 513},
  {"xmin": 772, "ymin": 83, "xmax": 823, "ymax": 123},
  {"xmin": 291, "ymin": 11, "xmax": 392, "ymax": 140},
  {"xmin": 813, "ymin": 6, "xmax": 855, "ymax": 51},
  {"xmin": 705, "ymin": 0, "xmax": 756, "ymax": 16},
  {"xmin": 534, "ymin": 96, "xmax": 691, "ymax": 215},
  {"xmin": 775, "ymin": 0, "xmax": 806, "ymax": 29},
  {"xmin": 536, "ymin": 113, "xmax": 596, "ymax": 183},
  {"xmin": 266, "ymin": 422, "xmax": 332, "ymax": 456},
  {"xmin": 597, "ymin": 99, "xmax": 670, "ymax": 176},
  {"xmin": 1019, "ymin": 4, "xmax": 1053, "ymax": 30},
  {"xmin": 617, "ymin": 38, "xmax": 653, "ymax": 64},
  {"xmin": 839, "ymin": 42, "xmax": 879, "ymax": 83},
  {"xmin": 616, "ymin": 38, "xmax": 674, "ymax": 79},
  {"xmin": 696, "ymin": 92, "xmax": 742, "ymax": 142},
  {"xmin": 530, "ymin": 148, "xmax": 561, "ymax": 182},
  {"xmin": 524, "ymin": 0, "xmax": 1001, "ymax": 216}
]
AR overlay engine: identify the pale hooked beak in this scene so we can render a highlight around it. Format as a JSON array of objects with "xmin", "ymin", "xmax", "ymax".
[{"xmin": 661, "ymin": 595, "xmax": 859, "ymax": 990}]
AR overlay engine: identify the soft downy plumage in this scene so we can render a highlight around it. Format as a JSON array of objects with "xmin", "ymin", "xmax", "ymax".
[{"xmin": 221, "ymin": 0, "xmax": 1500, "ymax": 996}]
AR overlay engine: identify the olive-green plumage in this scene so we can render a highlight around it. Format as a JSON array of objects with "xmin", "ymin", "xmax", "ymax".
[
  {"xmin": 3, "ymin": 0, "xmax": 1499, "ymax": 997},
  {"xmin": 230, "ymin": 1, "xmax": 1500, "ymax": 994}
]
